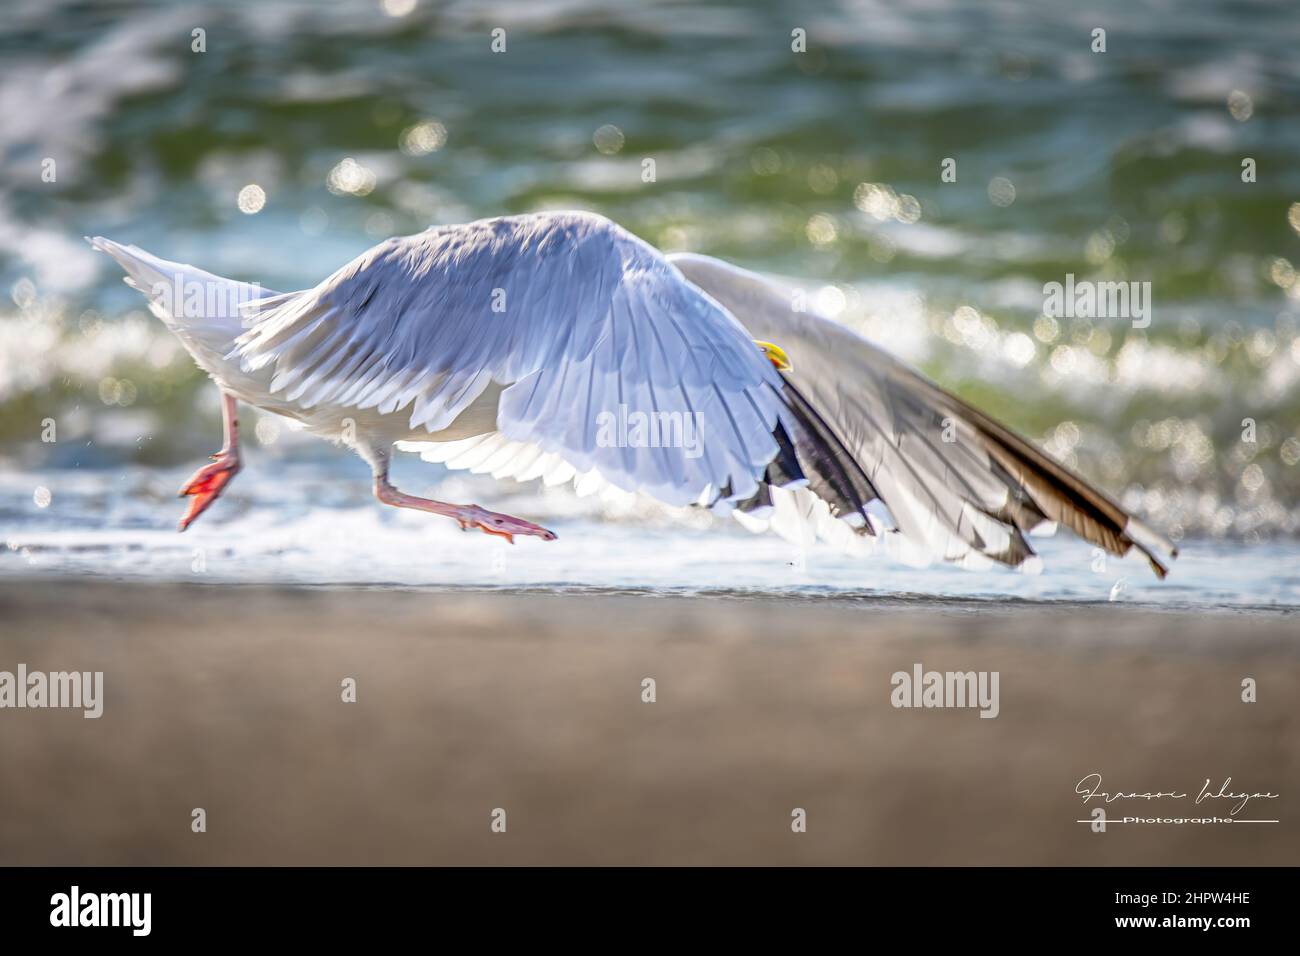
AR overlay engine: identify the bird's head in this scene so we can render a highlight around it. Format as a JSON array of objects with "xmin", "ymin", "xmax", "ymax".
[{"xmin": 755, "ymin": 340, "xmax": 792, "ymax": 372}]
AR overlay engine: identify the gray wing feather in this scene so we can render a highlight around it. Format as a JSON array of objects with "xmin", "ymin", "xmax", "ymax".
[{"xmin": 669, "ymin": 252, "xmax": 1177, "ymax": 578}]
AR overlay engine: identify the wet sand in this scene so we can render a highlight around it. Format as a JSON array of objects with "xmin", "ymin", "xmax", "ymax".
[{"xmin": 0, "ymin": 579, "xmax": 1295, "ymax": 865}]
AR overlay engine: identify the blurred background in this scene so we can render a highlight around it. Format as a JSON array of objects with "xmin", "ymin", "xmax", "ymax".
[{"xmin": 1, "ymin": 0, "xmax": 1298, "ymax": 602}]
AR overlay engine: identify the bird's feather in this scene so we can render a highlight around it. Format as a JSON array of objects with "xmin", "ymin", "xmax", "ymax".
[
  {"xmin": 234, "ymin": 212, "xmax": 789, "ymax": 508},
  {"xmin": 668, "ymin": 252, "xmax": 1177, "ymax": 578},
  {"xmin": 90, "ymin": 220, "xmax": 1175, "ymax": 579}
]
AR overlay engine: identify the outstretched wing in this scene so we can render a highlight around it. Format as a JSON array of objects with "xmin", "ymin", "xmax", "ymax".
[
  {"xmin": 233, "ymin": 212, "xmax": 790, "ymax": 508},
  {"xmin": 668, "ymin": 252, "xmax": 1177, "ymax": 578}
]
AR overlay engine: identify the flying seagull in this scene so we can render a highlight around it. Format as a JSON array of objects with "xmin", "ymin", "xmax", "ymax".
[{"xmin": 87, "ymin": 212, "xmax": 1176, "ymax": 577}]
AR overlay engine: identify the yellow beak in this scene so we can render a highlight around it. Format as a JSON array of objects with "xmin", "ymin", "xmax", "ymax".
[{"xmin": 755, "ymin": 340, "xmax": 792, "ymax": 372}]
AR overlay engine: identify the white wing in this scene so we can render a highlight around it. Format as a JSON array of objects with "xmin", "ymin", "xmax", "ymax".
[
  {"xmin": 234, "ymin": 212, "xmax": 788, "ymax": 508},
  {"xmin": 395, "ymin": 431, "xmax": 635, "ymax": 503},
  {"xmin": 668, "ymin": 252, "xmax": 1178, "ymax": 578}
]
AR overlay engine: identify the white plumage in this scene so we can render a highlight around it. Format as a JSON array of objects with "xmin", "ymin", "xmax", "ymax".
[
  {"xmin": 88, "ymin": 210, "xmax": 1176, "ymax": 575},
  {"xmin": 233, "ymin": 212, "xmax": 785, "ymax": 508}
]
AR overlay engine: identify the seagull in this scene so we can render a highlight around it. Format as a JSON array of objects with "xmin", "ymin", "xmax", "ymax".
[{"xmin": 88, "ymin": 211, "xmax": 1176, "ymax": 576}]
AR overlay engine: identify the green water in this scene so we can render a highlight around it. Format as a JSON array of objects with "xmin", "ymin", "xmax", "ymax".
[{"xmin": 2, "ymin": 0, "xmax": 1299, "ymax": 544}]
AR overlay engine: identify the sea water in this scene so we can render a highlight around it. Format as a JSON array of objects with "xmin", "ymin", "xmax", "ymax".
[{"xmin": 1, "ymin": 0, "xmax": 1298, "ymax": 609}]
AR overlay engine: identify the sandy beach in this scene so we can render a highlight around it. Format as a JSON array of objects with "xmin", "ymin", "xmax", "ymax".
[{"xmin": 0, "ymin": 579, "xmax": 1294, "ymax": 866}]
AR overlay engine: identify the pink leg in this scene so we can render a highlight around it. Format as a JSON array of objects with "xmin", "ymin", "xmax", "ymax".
[
  {"xmin": 373, "ymin": 472, "xmax": 556, "ymax": 544},
  {"xmin": 177, "ymin": 392, "xmax": 242, "ymax": 532}
]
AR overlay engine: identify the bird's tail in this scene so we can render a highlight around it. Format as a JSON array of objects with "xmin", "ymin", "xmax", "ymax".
[{"xmin": 87, "ymin": 236, "xmax": 278, "ymax": 377}]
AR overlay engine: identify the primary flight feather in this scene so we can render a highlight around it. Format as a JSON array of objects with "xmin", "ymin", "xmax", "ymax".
[{"xmin": 87, "ymin": 210, "xmax": 1175, "ymax": 576}]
